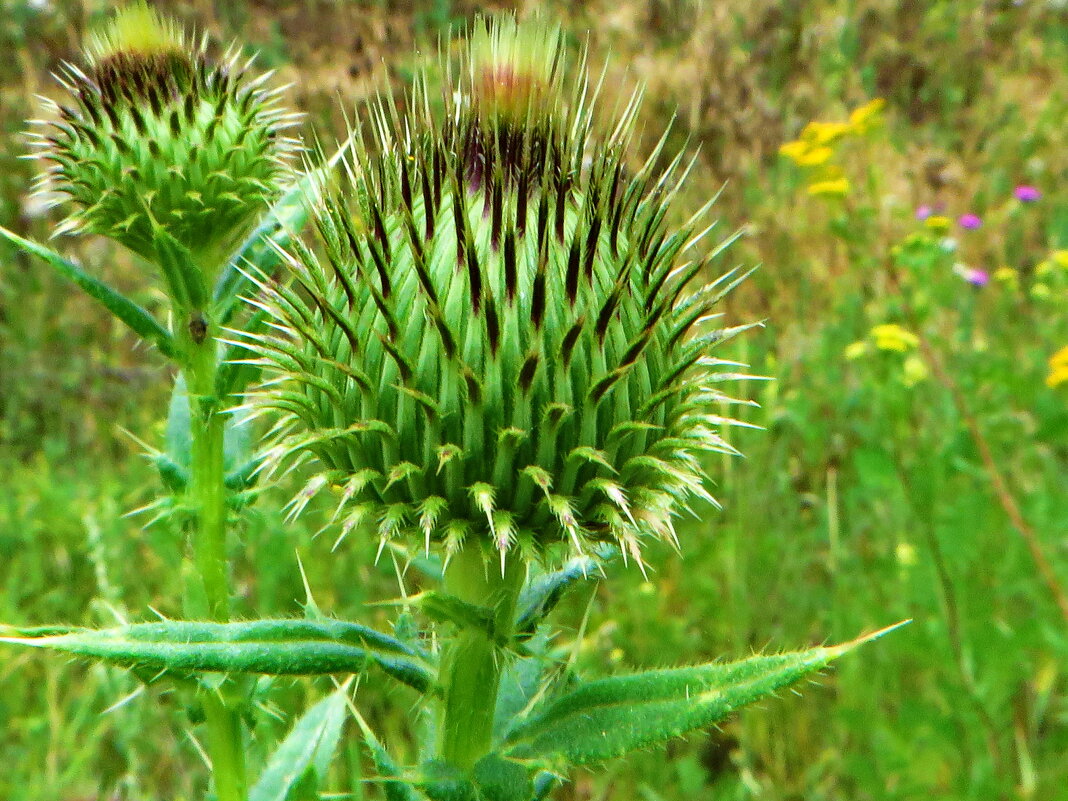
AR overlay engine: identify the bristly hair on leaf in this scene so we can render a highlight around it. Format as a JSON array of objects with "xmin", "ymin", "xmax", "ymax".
[{"xmin": 240, "ymin": 14, "xmax": 760, "ymax": 569}]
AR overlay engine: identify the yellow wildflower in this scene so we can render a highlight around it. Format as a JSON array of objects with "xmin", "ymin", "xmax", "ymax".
[
  {"xmin": 807, "ymin": 178, "xmax": 850, "ymax": 197},
  {"xmin": 1052, "ymin": 250, "xmax": 1068, "ymax": 270},
  {"xmin": 993, "ymin": 266, "xmax": 1017, "ymax": 282},
  {"xmin": 902, "ymin": 354, "xmax": 929, "ymax": 386},
  {"xmin": 895, "ymin": 541, "xmax": 918, "ymax": 567},
  {"xmin": 779, "ymin": 140, "xmax": 811, "ymax": 163},
  {"xmin": 1035, "ymin": 259, "xmax": 1054, "ymax": 278},
  {"xmin": 795, "ymin": 145, "xmax": 834, "ymax": 166},
  {"xmin": 1031, "ymin": 283, "xmax": 1051, "ymax": 300},
  {"xmin": 844, "ymin": 341, "xmax": 870, "ymax": 360},
  {"xmin": 924, "ymin": 215, "xmax": 951, "ymax": 234},
  {"xmin": 1047, "ymin": 346, "xmax": 1068, "ymax": 387},
  {"xmin": 849, "ymin": 98, "xmax": 886, "ymax": 134},
  {"xmin": 870, "ymin": 323, "xmax": 919, "ymax": 352},
  {"xmin": 801, "ymin": 120, "xmax": 852, "ymax": 146},
  {"xmin": 1047, "ymin": 364, "xmax": 1068, "ymax": 388}
]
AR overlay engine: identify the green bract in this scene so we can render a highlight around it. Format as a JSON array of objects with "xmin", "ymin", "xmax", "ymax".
[
  {"xmin": 244, "ymin": 17, "xmax": 756, "ymax": 565},
  {"xmin": 30, "ymin": 2, "xmax": 298, "ymax": 276}
]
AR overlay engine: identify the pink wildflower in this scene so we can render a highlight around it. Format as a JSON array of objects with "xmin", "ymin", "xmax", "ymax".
[{"xmin": 1013, "ymin": 185, "xmax": 1041, "ymax": 202}]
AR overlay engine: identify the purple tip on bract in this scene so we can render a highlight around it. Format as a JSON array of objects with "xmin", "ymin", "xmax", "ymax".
[
  {"xmin": 1014, "ymin": 185, "xmax": 1041, "ymax": 202},
  {"xmin": 916, "ymin": 205, "xmax": 933, "ymax": 220},
  {"xmin": 958, "ymin": 213, "xmax": 982, "ymax": 230}
]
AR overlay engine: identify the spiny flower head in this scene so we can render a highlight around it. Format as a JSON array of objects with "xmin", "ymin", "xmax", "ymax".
[
  {"xmin": 468, "ymin": 16, "xmax": 562, "ymax": 125},
  {"xmin": 30, "ymin": 2, "xmax": 299, "ymax": 278},
  {"xmin": 241, "ymin": 16, "xmax": 757, "ymax": 567}
]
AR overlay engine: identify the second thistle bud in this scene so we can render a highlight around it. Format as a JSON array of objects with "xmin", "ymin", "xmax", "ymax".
[{"xmin": 31, "ymin": 3, "xmax": 298, "ymax": 282}]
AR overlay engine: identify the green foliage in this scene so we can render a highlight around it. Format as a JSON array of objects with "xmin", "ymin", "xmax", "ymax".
[
  {"xmin": 514, "ymin": 555, "xmax": 600, "ymax": 638},
  {"xmin": 503, "ymin": 628, "xmax": 899, "ymax": 766},
  {"xmin": 5, "ymin": 2, "xmax": 1067, "ymax": 801},
  {"xmin": 0, "ymin": 224, "xmax": 175, "ymax": 358},
  {"xmin": 250, "ymin": 687, "xmax": 349, "ymax": 801},
  {"xmin": 158, "ymin": 375, "xmax": 259, "ymax": 498},
  {"xmin": 1, "ymin": 619, "xmax": 434, "ymax": 691}
]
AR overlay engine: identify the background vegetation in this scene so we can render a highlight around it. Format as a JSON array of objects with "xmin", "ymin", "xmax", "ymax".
[{"xmin": 2, "ymin": 1, "xmax": 1066, "ymax": 799}]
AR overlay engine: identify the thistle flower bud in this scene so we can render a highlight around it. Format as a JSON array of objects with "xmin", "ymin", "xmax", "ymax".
[
  {"xmin": 30, "ymin": 3, "xmax": 298, "ymax": 276},
  {"xmin": 246, "ymin": 17, "xmax": 756, "ymax": 566}
]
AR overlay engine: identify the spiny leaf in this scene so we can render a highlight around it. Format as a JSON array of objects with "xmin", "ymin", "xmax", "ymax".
[
  {"xmin": 515, "ymin": 555, "xmax": 600, "ymax": 638},
  {"xmin": 502, "ymin": 623, "xmax": 908, "ymax": 765},
  {"xmin": 0, "ymin": 619, "xmax": 434, "ymax": 692},
  {"xmin": 214, "ymin": 156, "xmax": 346, "ymax": 321},
  {"xmin": 472, "ymin": 753, "xmax": 534, "ymax": 801},
  {"xmin": 250, "ymin": 686, "xmax": 349, "ymax": 801},
  {"xmin": 411, "ymin": 591, "xmax": 496, "ymax": 638},
  {"xmin": 0, "ymin": 224, "xmax": 175, "ymax": 358},
  {"xmin": 165, "ymin": 374, "xmax": 254, "ymax": 476},
  {"xmin": 150, "ymin": 218, "xmax": 209, "ymax": 309},
  {"xmin": 352, "ymin": 711, "xmax": 419, "ymax": 801}
]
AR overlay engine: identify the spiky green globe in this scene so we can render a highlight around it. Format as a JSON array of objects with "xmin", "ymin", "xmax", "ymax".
[
  {"xmin": 247, "ymin": 18, "xmax": 755, "ymax": 564},
  {"xmin": 31, "ymin": 3, "xmax": 298, "ymax": 275}
]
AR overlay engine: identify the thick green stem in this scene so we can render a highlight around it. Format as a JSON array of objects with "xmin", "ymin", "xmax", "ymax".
[
  {"xmin": 438, "ymin": 546, "xmax": 525, "ymax": 771},
  {"xmin": 183, "ymin": 313, "xmax": 247, "ymax": 801},
  {"xmin": 203, "ymin": 694, "xmax": 248, "ymax": 801},
  {"xmin": 187, "ymin": 336, "xmax": 230, "ymax": 621}
]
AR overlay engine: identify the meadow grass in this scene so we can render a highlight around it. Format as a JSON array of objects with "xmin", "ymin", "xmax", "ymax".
[{"xmin": 1, "ymin": 1, "xmax": 1066, "ymax": 799}]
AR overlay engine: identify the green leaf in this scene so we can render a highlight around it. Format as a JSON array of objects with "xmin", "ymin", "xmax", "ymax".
[
  {"xmin": 250, "ymin": 687, "xmax": 349, "ymax": 801},
  {"xmin": 502, "ymin": 623, "xmax": 908, "ymax": 766},
  {"xmin": 419, "ymin": 760, "xmax": 475, "ymax": 801},
  {"xmin": 151, "ymin": 221, "xmax": 208, "ymax": 309},
  {"xmin": 164, "ymin": 374, "xmax": 258, "ymax": 490},
  {"xmin": 0, "ymin": 224, "xmax": 175, "ymax": 358},
  {"xmin": 530, "ymin": 772, "xmax": 560, "ymax": 801},
  {"xmin": 213, "ymin": 176, "xmax": 310, "ymax": 323},
  {"xmin": 0, "ymin": 619, "xmax": 435, "ymax": 691},
  {"xmin": 414, "ymin": 592, "xmax": 496, "ymax": 638},
  {"xmin": 213, "ymin": 136, "xmax": 356, "ymax": 324},
  {"xmin": 352, "ymin": 712, "xmax": 420, "ymax": 801},
  {"xmin": 472, "ymin": 754, "xmax": 533, "ymax": 801},
  {"xmin": 216, "ymin": 305, "xmax": 271, "ymax": 399},
  {"xmin": 493, "ymin": 635, "xmax": 553, "ymax": 739},
  {"xmin": 515, "ymin": 555, "xmax": 599, "ymax": 638}
]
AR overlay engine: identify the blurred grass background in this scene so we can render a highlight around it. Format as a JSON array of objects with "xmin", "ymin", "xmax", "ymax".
[{"xmin": 2, "ymin": 1, "xmax": 1067, "ymax": 799}]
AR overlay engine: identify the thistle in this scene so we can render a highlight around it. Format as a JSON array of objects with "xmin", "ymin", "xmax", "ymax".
[
  {"xmin": 29, "ymin": 2, "xmax": 298, "ymax": 278},
  {"xmin": 244, "ymin": 16, "xmax": 756, "ymax": 568},
  {"xmin": 2, "ymin": 13, "xmax": 898, "ymax": 799}
]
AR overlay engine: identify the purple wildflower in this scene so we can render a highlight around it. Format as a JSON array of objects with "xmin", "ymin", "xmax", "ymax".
[
  {"xmin": 915, "ymin": 205, "xmax": 933, "ymax": 220},
  {"xmin": 958, "ymin": 213, "xmax": 982, "ymax": 230},
  {"xmin": 1013, "ymin": 185, "xmax": 1041, "ymax": 202},
  {"xmin": 953, "ymin": 263, "xmax": 989, "ymax": 287}
]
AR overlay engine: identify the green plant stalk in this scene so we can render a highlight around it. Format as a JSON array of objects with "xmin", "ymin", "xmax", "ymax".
[
  {"xmin": 438, "ymin": 546, "xmax": 524, "ymax": 771},
  {"xmin": 203, "ymin": 693, "xmax": 248, "ymax": 801},
  {"xmin": 186, "ymin": 334, "xmax": 230, "ymax": 621},
  {"xmin": 182, "ymin": 310, "xmax": 248, "ymax": 801}
]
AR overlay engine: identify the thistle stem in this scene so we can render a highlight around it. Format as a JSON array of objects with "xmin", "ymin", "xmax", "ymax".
[
  {"xmin": 188, "ymin": 342, "xmax": 230, "ymax": 620},
  {"xmin": 183, "ymin": 312, "xmax": 248, "ymax": 801},
  {"xmin": 203, "ymin": 694, "xmax": 248, "ymax": 801},
  {"xmin": 438, "ymin": 546, "xmax": 524, "ymax": 771}
]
